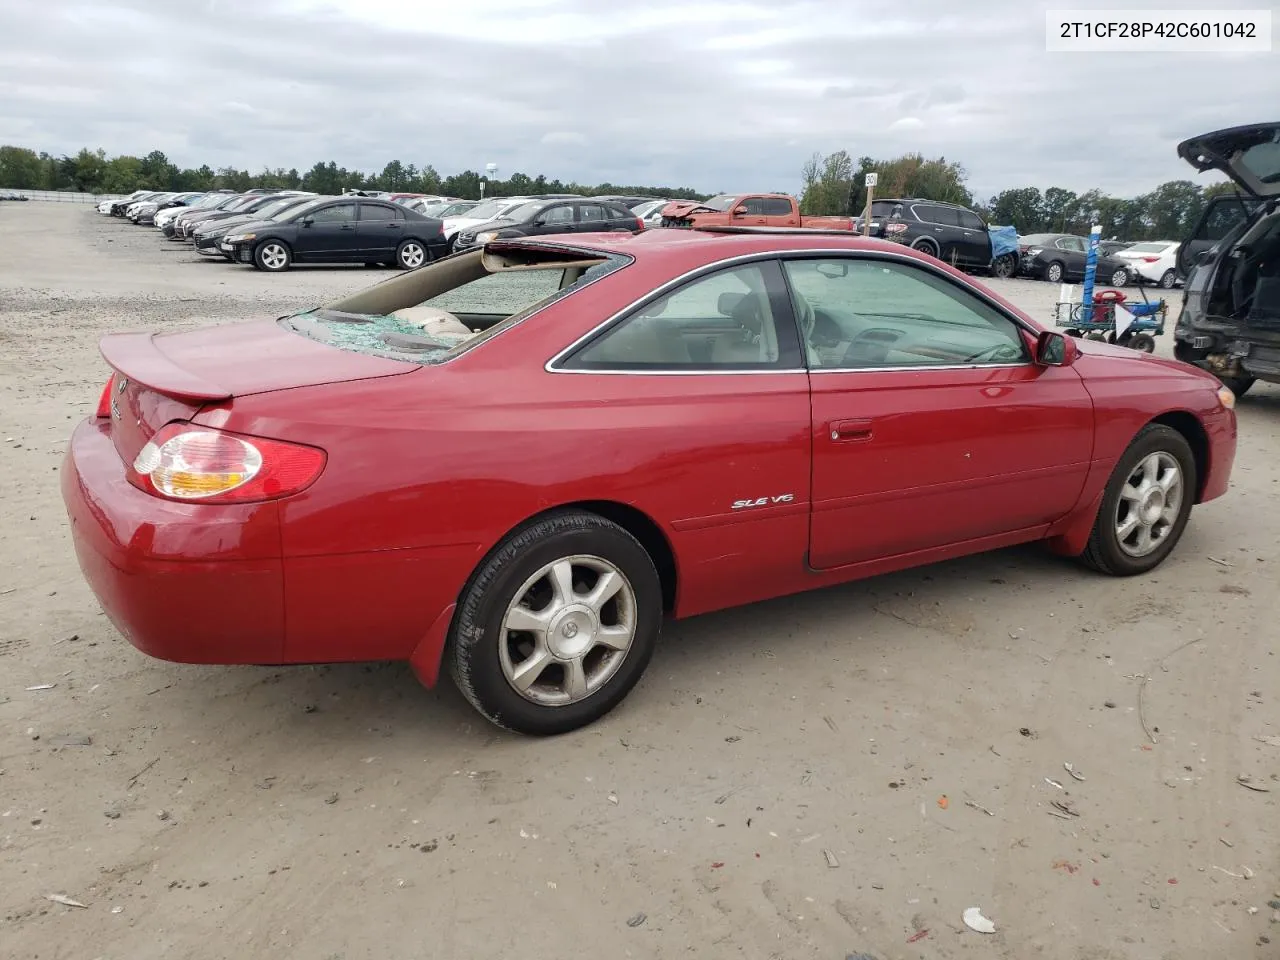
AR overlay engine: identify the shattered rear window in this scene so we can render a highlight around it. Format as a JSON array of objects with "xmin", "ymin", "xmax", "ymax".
[{"xmin": 280, "ymin": 248, "xmax": 630, "ymax": 364}]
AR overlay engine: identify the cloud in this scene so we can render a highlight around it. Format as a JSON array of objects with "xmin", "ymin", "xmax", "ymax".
[{"xmin": 0, "ymin": 0, "xmax": 1274, "ymax": 200}]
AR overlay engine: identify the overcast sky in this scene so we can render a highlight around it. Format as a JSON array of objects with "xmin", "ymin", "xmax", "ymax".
[{"xmin": 0, "ymin": 0, "xmax": 1275, "ymax": 200}]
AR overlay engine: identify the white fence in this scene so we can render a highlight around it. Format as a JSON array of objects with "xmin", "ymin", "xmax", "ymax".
[{"xmin": 0, "ymin": 189, "xmax": 125, "ymax": 203}]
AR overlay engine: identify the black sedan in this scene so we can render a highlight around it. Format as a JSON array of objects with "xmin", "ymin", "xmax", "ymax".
[
  {"xmin": 219, "ymin": 196, "xmax": 448, "ymax": 271},
  {"xmin": 452, "ymin": 197, "xmax": 643, "ymax": 251},
  {"xmin": 193, "ymin": 194, "xmax": 326, "ymax": 258},
  {"xmin": 1018, "ymin": 233, "xmax": 1132, "ymax": 286}
]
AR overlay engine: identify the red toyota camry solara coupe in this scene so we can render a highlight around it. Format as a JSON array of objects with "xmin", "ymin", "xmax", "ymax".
[{"xmin": 62, "ymin": 228, "xmax": 1238, "ymax": 735}]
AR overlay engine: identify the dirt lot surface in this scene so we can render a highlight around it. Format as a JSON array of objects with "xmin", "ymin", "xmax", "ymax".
[{"xmin": 2, "ymin": 202, "xmax": 1279, "ymax": 960}]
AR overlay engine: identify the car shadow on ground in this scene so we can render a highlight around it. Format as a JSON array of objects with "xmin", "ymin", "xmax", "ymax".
[{"xmin": 128, "ymin": 540, "xmax": 1119, "ymax": 749}]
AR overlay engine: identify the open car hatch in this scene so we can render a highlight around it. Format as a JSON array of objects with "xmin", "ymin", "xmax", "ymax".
[{"xmin": 1177, "ymin": 122, "xmax": 1280, "ymax": 199}]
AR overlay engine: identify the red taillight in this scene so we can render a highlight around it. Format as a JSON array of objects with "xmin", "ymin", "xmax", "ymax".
[
  {"xmin": 95, "ymin": 377, "xmax": 114, "ymax": 419},
  {"xmin": 1142, "ymin": 256, "xmax": 1160, "ymax": 262},
  {"xmin": 129, "ymin": 424, "xmax": 325, "ymax": 504},
  {"xmin": 634, "ymin": 217, "xmax": 644, "ymax": 231}
]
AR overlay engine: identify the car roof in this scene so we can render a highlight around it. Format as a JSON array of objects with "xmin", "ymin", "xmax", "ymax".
[{"xmin": 493, "ymin": 227, "xmax": 946, "ymax": 264}]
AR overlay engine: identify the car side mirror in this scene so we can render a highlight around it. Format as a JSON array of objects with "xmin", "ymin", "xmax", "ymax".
[
  {"xmin": 300, "ymin": 216, "xmax": 314, "ymax": 227},
  {"xmin": 1035, "ymin": 330, "xmax": 1072, "ymax": 366},
  {"xmin": 733, "ymin": 206, "xmax": 748, "ymax": 216}
]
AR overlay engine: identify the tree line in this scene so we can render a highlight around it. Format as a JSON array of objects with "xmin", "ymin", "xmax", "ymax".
[
  {"xmin": 799, "ymin": 148, "xmax": 1239, "ymax": 241},
  {"xmin": 0, "ymin": 145, "xmax": 708, "ymax": 204},
  {"xmin": 1, "ymin": 142, "xmax": 1236, "ymax": 242}
]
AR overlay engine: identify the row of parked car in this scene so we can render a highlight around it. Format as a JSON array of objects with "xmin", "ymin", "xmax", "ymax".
[
  {"xmin": 855, "ymin": 197, "xmax": 1181, "ymax": 288},
  {"xmin": 98, "ymin": 188, "xmax": 669, "ymax": 271}
]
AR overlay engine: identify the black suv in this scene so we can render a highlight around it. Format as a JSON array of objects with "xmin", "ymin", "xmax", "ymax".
[
  {"xmin": 859, "ymin": 198, "xmax": 997, "ymax": 270},
  {"xmin": 453, "ymin": 197, "xmax": 642, "ymax": 250},
  {"xmin": 1173, "ymin": 122, "xmax": 1280, "ymax": 398}
]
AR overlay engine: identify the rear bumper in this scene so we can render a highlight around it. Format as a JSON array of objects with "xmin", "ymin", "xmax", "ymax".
[
  {"xmin": 61, "ymin": 418, "xmax": 477, "ymax": 679},
  {"xmin": 61, "ymin": 419, "xmax": 286, "ymax": 664}
]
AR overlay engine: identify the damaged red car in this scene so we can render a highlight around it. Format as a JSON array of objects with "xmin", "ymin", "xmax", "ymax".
[{"xmin": 62, "ymin": 227, "xmax": 1238, "ymax": 735}]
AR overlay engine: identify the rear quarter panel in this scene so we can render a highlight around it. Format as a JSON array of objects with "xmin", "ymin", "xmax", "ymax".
[{"xmin": 198, "ymin": 249, "xmax": 814, "ymax": 659}]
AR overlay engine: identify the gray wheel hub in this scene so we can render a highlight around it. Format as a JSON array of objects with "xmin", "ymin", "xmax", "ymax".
[
  {"xmin": 499, "ymin": 555, "xmax": 636, "ymax": 706},
  {"xmin": 1115, "ymin": 451, "xmax": 1183, "ymax": 558}
]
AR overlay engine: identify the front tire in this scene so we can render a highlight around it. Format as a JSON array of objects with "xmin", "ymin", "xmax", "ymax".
[
  {"xmin": 449, "ymin": 511, "xmax": 662, "ymax": 735},
  {"xmin": 254, "ymin": 240, "xmax": 291, "ymax": 272},
  {"xmin": 1078, "ymin": 424, "xmax": 1196, "ymax": 576},
  {"xmin": 991, "ymin": 254, "xmax": 1016, "ymax": 279},
  {"xmin": 396, "ymin": 239, "xmax": 427, "ymax": 270}
]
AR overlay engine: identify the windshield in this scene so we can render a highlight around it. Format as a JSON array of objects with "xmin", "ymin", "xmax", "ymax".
[
  {"xmin": 1124, "ymin": 241, "xmax": 1175, "ymax": 253},
  {"xmin": 437, "ymin": 202, "xmax": 476, "ymax": 217},
  {"xmin": 1019, "ymin": 234, "xmax": 1058, "ymax": 246},
  {"xmin": 282, "ymin": 249, "xmax": 629, "ymax": 364},
  {"xmin": 278, "ymin": 197, "xmax": 337, "ymax": 220},
  {"xmin": 505, "ymin": 200, "xmax": 554, "ymax": 222},
  {"xmin": 417, "ymin": 202, "xmax": 449, "ymax": 216},
  {"xmin": 255, "ymin": 197, "xmax": 309, "ymax": 220},
  {"xmin": 701, "ymin": 195, "xmax": 738, "ymax": 211},
  {"xmin": 458, "ymin": 199, "xmax": 512, "ymax": 220}
]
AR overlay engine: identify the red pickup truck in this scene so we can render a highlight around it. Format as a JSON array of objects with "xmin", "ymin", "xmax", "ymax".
[{"xmin": 660, "ymin": 193, "xmax": 855, "ymax": 231}]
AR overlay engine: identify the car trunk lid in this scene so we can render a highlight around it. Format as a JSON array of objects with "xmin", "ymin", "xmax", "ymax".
[
  {"xmin": 1178, "ymin": 123, "xmax": 1280, "ymax": 198},
  {"xmin": 99, "ymin": 319, "xmax": 418, "ymax": 465}
]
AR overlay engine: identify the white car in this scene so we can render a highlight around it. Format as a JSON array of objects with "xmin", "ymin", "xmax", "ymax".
[
  {"xmin": 1114, "ymin": 240, "xmax": 1181, "ymax": 288},
  {"xmin": 441, "ymin": 196, "xmax": 537, "ymax": 246},
  {"xmin": 632, "ymin": 198, "xmax": 672, "ymax": 227}
]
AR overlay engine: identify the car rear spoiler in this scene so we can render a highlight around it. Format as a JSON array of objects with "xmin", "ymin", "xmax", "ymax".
[{"xmin": 99, "ymin": 332, "xmax": 233, "ymax": 402}]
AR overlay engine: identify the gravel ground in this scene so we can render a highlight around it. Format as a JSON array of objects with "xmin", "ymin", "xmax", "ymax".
[{"xmin": 2, "ymin": 203, "xmax": 1279, "ymax": 960}]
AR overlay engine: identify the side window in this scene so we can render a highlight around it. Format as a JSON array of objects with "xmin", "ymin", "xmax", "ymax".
[
  {"xmin": 781, "ymin": 257, "xmax": 1031, "ymax": 369},
  {"xmin": 565, "ymin": 263, "xmax": 797, "ymax": 370},
  {"xmin": 958, "ymin": 210, "xmax": 984, "ymax": 230},
  {"xmin": 929, "ymin": 207, "xmax": 961, "ymax": 226},
  {"xmin": 359, "ymin": 204, "xmax": 400, "ymax": 221},
  {"xmin": 308, "ymin": 203, "xmax": 357, "ymax": 223},
  {"xmin": 911, "ymin": 205, "xmax": 937, "ymax": 224},
  {"xmin": 762, "ymin": 197, "xmax": 794, "ymax": 216},
  {"xmin": 1199, "ymin": 197, "xmax": 1261, "ymax": 241},
  {"xmin": 540, "ymin": 205, "xmax": 574, "ymax": 224},
  {"xmin": 577, "ymin": 204, "xmax": 608, "ymax": 223},
  {"xmin": 741, "ymin": 197, "xmax": 767, "ymax": 215},
  {"xmin": 606, "ymin": 205, "xmax": 628, "ymax": 220}
]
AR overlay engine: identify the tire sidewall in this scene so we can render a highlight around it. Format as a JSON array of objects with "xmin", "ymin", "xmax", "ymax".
[
  {"xmin": 451, "ymin": 516, "xmax": 662, "ymax": 735},
  {"xmin": 1092, "ymin": 426, "xmax": 1197, "ymax": 575},
  {"xmin": 912, "ymin": 238, "xmax": 939, "ymax": 258},
  {"xmin": 1159, "ymin": 270, "xmax": 1177, "ymax": 289},
  {"xmin": 1111, "ymin": 268, "xmax": 1129, "ymax": 287},
  {"xmin": 254, "ymin": 239, "xmax": 290, "ymax": 272},
  {"xmin": 396, "ymin": 240, "xmax": 425, "ymax": 270},
  {"xmin": 1045, "ymin": 261, "xmax": 1064, "ymax": 283}
]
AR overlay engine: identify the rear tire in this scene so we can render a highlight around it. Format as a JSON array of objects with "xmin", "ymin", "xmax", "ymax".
[
  {"xmin": 911, "ymin": 238, "xmax": 939, "ymax": 258},
  {"xmin": 1108, "ymin": 267, "xmax": 1130, "ymax": 287},
  {"xmin": 1159, "ymin": 269, "xmax": 1177, "ymax": 289},
  {"xmin": 1078, "ymin": 424, "xmax": 1196, "ymax": 576},
  {"xmin": 449, "ymin": 510, "xmax": 663, "ymax": 735},
  {"xmin": 253, "ymin": 240, "xmax": 291, "ymax": 272},
  {"xmin": 1044, "ymin": 261, "xmax": 1065, "ymax": 283}
]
